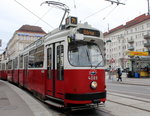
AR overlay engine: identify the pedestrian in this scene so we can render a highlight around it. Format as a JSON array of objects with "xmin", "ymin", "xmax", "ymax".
[
  {"xmin": 117, "ymin": 68, "xmax": 122, "ymax": 82},
  {"xmin": 108, "ymin": 66, "xmax": 112, "ymax": 80}
]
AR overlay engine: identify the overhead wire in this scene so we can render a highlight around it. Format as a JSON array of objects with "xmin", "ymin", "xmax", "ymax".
[
  {"xmin": 103, "ymin": 0, "xmax": 127, "ymax": 20},
  {"xmin": 81, "ymin": 0, "xmax": 127, "ymax": 22},
  {"xmin": 14, "ymin": 0, "xmax": 54, "ymax": 29},
  {"xmin": 34, "ymin": 8, "xmax": 52, "ymax": 25},
  {"xmin": 102, "ymin": 5, "xmax": 118, "ymax": 20},
  {"xmin": 34, "ymin": 0, "xmax": 61, "ymax": 25},
  {"xmin": 81, "ymin": 4, "xmax": 112, "ymax": 22}
]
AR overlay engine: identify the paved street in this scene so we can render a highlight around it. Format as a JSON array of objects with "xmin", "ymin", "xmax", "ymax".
[
  {"xmin": 106, "ymin": 72, "xmax": 150, "ymax": 99},
  {"xmin": 104, "ymin": 72, "xmax": 150, "ymax": 116}
]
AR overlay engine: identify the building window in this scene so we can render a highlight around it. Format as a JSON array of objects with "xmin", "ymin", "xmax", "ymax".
[
  {"xmin": 147, "ymin": 23, "xmax": 150, "ymax": 27},
  {"xmin": 130, "ymin": 29, "xmax": 133, "ymax": 33}
]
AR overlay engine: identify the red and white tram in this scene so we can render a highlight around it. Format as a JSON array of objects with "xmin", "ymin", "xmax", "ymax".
[{"xmin": 0, "ymin": 16, "xmax": 106, "ymax": 109}]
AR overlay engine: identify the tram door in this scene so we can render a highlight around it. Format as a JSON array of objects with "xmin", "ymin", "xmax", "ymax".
[{"xmin": 46, "ymin": 42, "xmax": 64, "ymax": 99}]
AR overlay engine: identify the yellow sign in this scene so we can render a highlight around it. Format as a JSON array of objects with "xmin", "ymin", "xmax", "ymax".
[
  {"xmin": 71, "ymin": 17, "xmax": 77, "ymax": 24},
  {"xmin": 128, "ymin": 51, "xmax": 149, "ymax": 56}
]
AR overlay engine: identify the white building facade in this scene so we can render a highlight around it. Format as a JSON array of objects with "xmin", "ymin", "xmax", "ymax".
[
  {"xmin": 104, "ymin": 14, "xmax": 150, "ymax": 70},
  {"xmin": 6, "ymin": 25, "xmax": 46, "ymax": 59}
]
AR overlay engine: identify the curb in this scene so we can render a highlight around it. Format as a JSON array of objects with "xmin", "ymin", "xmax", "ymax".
[{"xmin": 120, "ymin": 82, "xmax": 150, "ymax": 86}]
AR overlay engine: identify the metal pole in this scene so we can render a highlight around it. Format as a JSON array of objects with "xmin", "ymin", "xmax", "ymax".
[
  {"xmin": 148, "ymin": 0, "xmax": 150, "ymax": 15},
  {"xmin": 59, "ymin": 10, "xmax": 67, "ymax": 29}
]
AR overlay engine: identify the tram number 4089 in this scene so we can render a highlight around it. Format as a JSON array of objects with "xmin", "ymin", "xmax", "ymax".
[{"xmin": 88, "ymin": 76, "xmax": 98, "ymax": 80}]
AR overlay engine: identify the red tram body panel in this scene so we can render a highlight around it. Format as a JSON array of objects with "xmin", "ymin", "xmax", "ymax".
[
  {"xmin": 28, "ymin": 69, "xmax": 46, "ymax": 95},
  {"xmin": 1, "ymin": 70, "xmax": 7, "ymax": 80},
  {"xmin": 18, "ymin": 69, "xmax": 24, "ymax": 86},
  {"xmin": 64, "ymin": 69, "xmax": 106, "ymax": 104},
  {"xmin": 7, "ymin": 70, "xmax": 13, "ymax": 82},
  {"xmin": 13, "ymin": 70, "xmax": 19, "ymax": 84}
]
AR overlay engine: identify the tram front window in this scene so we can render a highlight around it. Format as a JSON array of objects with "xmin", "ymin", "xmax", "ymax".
[{"xmin": 68, "ymin": 41, "xmax": 104, "ymax": 67}]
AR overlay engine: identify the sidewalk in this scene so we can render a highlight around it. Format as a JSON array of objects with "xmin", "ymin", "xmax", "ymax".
[
  {"xmin": 0, "ymin": 80, "xmax": 52, "ymax": 116},
  {"xmin": 0, "ymin": 80, "xmax": 34, "ymax": 116},
  {"xmin": 106, "ymin": 72, "xmax": 150, "ymax": 86}
]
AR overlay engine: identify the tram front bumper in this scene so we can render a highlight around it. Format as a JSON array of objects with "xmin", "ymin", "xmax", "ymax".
[{"xmin": 65, "ymin": 91, "xmax": 106, "ymax": 104}]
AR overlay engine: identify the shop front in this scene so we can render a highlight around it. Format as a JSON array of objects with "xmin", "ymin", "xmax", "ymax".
[{"xmin": 129, "ymin": 56, "xmax": 150, "ymax": 78}]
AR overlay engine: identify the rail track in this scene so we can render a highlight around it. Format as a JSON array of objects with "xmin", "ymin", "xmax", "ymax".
[{"xmin": 107, "ymin": 92, "xmax": 150, "ymax": 112}]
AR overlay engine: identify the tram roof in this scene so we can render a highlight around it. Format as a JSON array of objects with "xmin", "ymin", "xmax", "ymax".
[
  {"xmin": 47, "ymin": 23, "xmax": 101, "ymax": 35},
  {"xmin": 22, "ymin": 21, "xmax": 103, "ymax": 53}
]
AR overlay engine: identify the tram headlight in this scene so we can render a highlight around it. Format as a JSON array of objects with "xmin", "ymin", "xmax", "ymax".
[{"xmin": 91, "ymin": 81, "xmax": 98, "ymax": 89}]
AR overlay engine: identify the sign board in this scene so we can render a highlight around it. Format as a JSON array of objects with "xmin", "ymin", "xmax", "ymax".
[
  {"xmin": 65, "ymin": 16, "xmax": 78, "ymax": 28},
  {"xmin": 128, "ymin": 51, "xmax": 148, "ymax": 56},
  {"xmin": 109, "ymin": 58, "xmax": 115, "ymax": 63},
  {"xmin": 77, "ymin": 28, "xmax": 100, "ymax": 37}
]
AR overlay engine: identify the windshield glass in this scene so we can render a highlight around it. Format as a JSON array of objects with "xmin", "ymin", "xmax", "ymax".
[{"xmin": 68, "ymin": 41, "xmax": 104, "ymax": 67}]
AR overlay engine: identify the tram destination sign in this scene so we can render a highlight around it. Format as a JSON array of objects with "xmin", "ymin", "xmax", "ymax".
[{"xmin": 77, "ymin": 28, "xmax": 100, "ymax": 37}]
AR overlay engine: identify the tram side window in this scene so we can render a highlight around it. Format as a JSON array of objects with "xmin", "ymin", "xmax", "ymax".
[
  {"xmin": 35, "ymin": 45, "xmax": 44, "ymax": 68},
  {"xmin": 6, "ymin": 63, "xmax": 8, "ymax": 70},
  {"xmin": 15, "ymin": 57, "xmax": 18, "ymax": 69},
  {"xmin": 13, "ymin": 57, "xmax": 18, "ymax": 69},
  {"xmin": 24, "ymin": 55, "xmax": 28, "ymax": 69},
  {"xmin": 2, "ymin": 63, "xmax": 5, "ymax": 70},
  {"xmin": 29, "ymin": 49, "xmax": 35, "ymax": 68},
  {"xmin": 57, "ymin": 45, "xmax": 64, "ymax": 80},
  {"xmin": 0, "ymin": 63, "xmax": 1, "ymax": 70},
  {"xmin": 19, "ymin": 55, "xmax": 23, "ymax": 68},
  {"xmin": 47, "ymin": 48, "xmax": 52, "ymax": 79},
  {"xmin": 8, "ymin": 61, "xmax": 12, "ymax": 70},
  {"xmin": 12, "ymin": 60, "xmax": 15, "ymax": 69}
]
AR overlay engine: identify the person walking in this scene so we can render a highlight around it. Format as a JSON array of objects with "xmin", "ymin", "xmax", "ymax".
[
  {"xmin": 117, "ymin": 68, "xmax": 122, "ymax": 82},
  {"xmin": 108, "ymin": 66, "xmax": 112, "ymax": 80}
]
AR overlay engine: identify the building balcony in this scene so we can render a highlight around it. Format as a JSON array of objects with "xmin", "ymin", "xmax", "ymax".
[
  {"xmin": 128, "ymin": 46, "xmax": 134, "ymax": 51},
  {"xmin": 144, "ymin": 34, "xmax": 150, "ymax": 40},
  {"xmin": 128, "ymin": 39, "xmax": 134, "ymax": 43},
  {"xmin": 144, "ymin": 42, "xmax": 150, "ymax": 47}
]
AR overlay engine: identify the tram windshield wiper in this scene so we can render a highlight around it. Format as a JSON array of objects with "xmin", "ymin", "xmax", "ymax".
[
  {"xmin": 95, "ymin": 60, "xmax": 103, "ymax": 69},
  {"xmin": 86, "ymin": 48, "xmax": 93, "ymax": 68}
]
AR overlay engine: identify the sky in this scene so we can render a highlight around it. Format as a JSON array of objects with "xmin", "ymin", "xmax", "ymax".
[{"xmin": 0, "ymin": 0, "xmax": 148, "ymax": 52}]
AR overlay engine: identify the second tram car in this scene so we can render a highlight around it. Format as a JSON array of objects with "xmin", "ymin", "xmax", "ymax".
[{"xmin": 0, "ymin": 16, "xmax": 106, "ymax": 109}]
